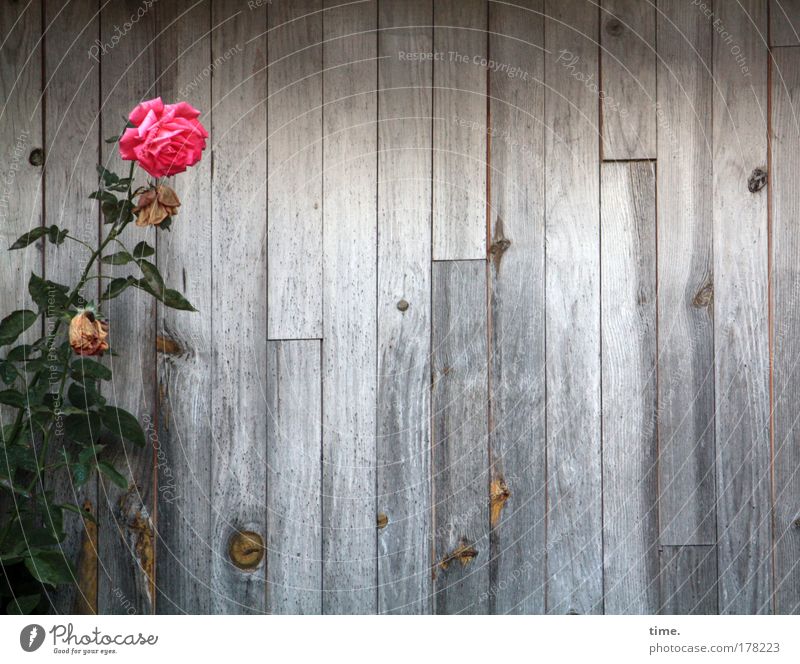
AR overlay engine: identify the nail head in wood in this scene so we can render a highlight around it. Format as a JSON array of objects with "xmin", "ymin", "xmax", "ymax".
[
  {"xmin": 747, "ymin": 168, "xmax": 767, "ymax": 193},
  {"xmin": 28, "ymin": 148, "xmax": 44, "ymax": 167},
  {"xmin": 397, "ymin": 299, "xmax": 409, "ymax": 312}
]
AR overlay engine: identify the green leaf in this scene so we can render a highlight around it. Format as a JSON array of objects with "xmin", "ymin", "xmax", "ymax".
[
  {"xmin": 71, "ymin": 462, "xmax": 90, "ymax": 488},
  {"xmin": 6, "ymin": 344, "xmax": 35, "ymax": 362},
  {"xmin": 6, "ymin": 594, "xmax": 40, "ymax": 614},
  {"xmin": 137, "ymin": 259, "xmax": 165, "ymax": 294},
  {"xmin": 89, "ymin": 190, "xmax": 118, "ymax": 204},
  {"xmin": 0, "ymin": 478, "xmax": 31, "ymax": 498},
  {"xmin": 100, "ymin": 276, "xmax": 135, "ymax": 301},
  {"xmin": 0, "ymin": 360, "xmax": 19, "ymax": 384},
  {"xmin": 9, "ymin": 226, "xmax": 47, "ymax": 250},
  {"xmin": 71, "ymin": 359, "xmax": 112, "ymax": 382},
  {"xmin": 96, "ymin": 165, "xmax": 119, "ymax": 186},
  {"xmin": 98, "ymin": 461, "xmax": 128, "ymax": 490},
  {"xmin": 158, "ymin": 216, "xmax": 173, "ymax": 231},
  {"xmin": 59, "ymin": 503, "xmax": 97, "ymax": 524},
  {"xmin": 100, "ymin": 405, "xmax": 146, "ymax": 447},
  {"xmin": 0, "ymin": 309, "xmax": 37, "ymax": 346},
  {"xmin": 105, "ymin": 134, "xmax": 122, "ymax": 144},
  {"xmin": 28, "ymin": 274, "xmax": 69, "ymax": 312},
  {"xmin": 0, "ymin": 389, "xmax": 26, "ymax": 408},
  {"xmin": 24, "ymin": 550, "xmax": 75, "ymax": 586},
  {"xmin": 63, "ymin": 412, "xmax": 102, "ymax": 445},
  {"xmin": 162, "ymin": 289, "xmax": 197, "ymax": 312},
  {"xmin": 78, "ymin": 444, "xmax": 105, "ymax": 465},
  {"xmin": 68, "ymin": 382, "xmax": 103, "ymax": 409},
  {"xmin": 101, "ymin": 251, "xmax": 133, "ymax": 265},
  {"xmin": 132, "ymin": 241, "xmax": 155, "ymax": 259},
  {"xmin": 47, "ymin": 225, "xmax": 69, "ymax": 246}
]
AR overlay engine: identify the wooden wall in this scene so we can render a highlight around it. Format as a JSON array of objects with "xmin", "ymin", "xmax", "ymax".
[{"xmin": 1, "ymin": 0, "xmax": 800, "ymax": 614}]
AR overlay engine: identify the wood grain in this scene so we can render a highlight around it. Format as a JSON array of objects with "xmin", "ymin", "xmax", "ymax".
[
  {"xmin": 544, "ymin": 0, "xmax": 602, "ymax": 616},
  {"xmin": 600, "ymin": 0, "xmax": 656, "ymax": 159},
  {"xmin": 321, "ymin": 0, "xmax": 378, "ymax": 614},
  {"xmin": 660, "ymin": 546, "xmax": 718, "ymax": 614},
  {"xmin": 432, "ymin": 0, "xmax": 487, "ymax": 260},
  {"xmin": 600, "ymin": 162, "xmax": 659, "ymax": 614},
  {"xmin": 209, "ymin": 0, "xmax": 268, "ymax": 614},
  {"xmin": 42, "ymin": 0, "xmax": 100, "ymax": 615},
  {"xmin": 772, "ymin": 46, "xmax": 800, "ymax": 616},
  {"xmin": 267, "ymin": 0, "xmax": 323, "ymax": 340},
  {"xmin": 97, "ymin": 0, "xmax": 157, "ymax": 615},
  {"xmin": 771, "ymin": 0, "xmax": 800, "ymax": 46},
  {"xmin": 432, "ymin": 261, "xmax": 489, "ymax": 614},
  {"xmin": 656, "ymin": 0, "xmax": 715, "ymax": 547},
  {"xmin": 376, "ymin": 0, "xmax": 433, "ymax": 615},
  {"xmin": 267, "ymin": 341, "xmax": 322, "ymax": 614},
  {"xmin": 487, "ymin": 0, "xmax": 546, "ymax": 615},
  {"xmin": 712, "ymin": 0, "xmax": 772, "ymax": 615},
  {"xmin": 154, "ymin": 0, "xmax": 213, "ymax": 615}
]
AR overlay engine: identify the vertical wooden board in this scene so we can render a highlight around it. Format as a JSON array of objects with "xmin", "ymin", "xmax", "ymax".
[
  {"xmin": 659, "ymin": 546, "xmax": 718, "ymax": 615},
  {"xmin": 376, "ymin": 0, "xmax": 432, "ymax": 615},
  {"xmin": 601, "ymin": 162, "xmax": 659, "ymax": 614},
  {"xmin": 432, "ymin": 261, "xmax": 489, "ymax": 615},
  {"xmin": 656, "ymin": 0, "xmax": 715, "ymax": 546},
  {"xmin": 544, "ymin": 0, "xmax": 602, "ymax": 615},
  {"xmin": 487, "ymin": 0, "xmax": 546, "ymax": 615},
  {"xmin": 321, "ymin": 0, "xmax": 377, "ymax": 615},
  {"xmin": 0, "ymin": 0, "xmax": 43, "ymax": 607},
  {"xmin": 771, "ymin": 0, "xmax": 800, "ymax": 46},
  {"xmin": 97, "ymin": 0, "xmax": 157, "ymax": 615},
  {"xmin": 600, "ymin": 0, "xmax": 656, "ymax": 159},
  {"xmin": 712, "ymin": 0, "xmax": 772, "ymax": 616},
  {"xmin": 210, "ymin": 0, "xmax": 268, "ymax": 614},
  {"xmin": 773, "ymin": 47, "xmax": 800, "ymax": 616},
  {"xmin": 432, "ymin": 0, "xmax": 487, "ymax": 261},
  {"xmin": 267, "ymin": 341, "xmax": 322, "ymax": 614},
  {"xmin": 154, "ymin": 0, "xmax": 213, "ymax": 615},
  {"xmin": 42, "ymin": 0, "xmax": 100, "ymax": 614},
  {"xmin": 267, "ymin": 0, "xmax": 323, "ymax": 340}
]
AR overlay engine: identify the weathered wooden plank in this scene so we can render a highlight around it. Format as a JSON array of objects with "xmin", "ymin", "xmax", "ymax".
[
  {"xmin": 42, "ymin": 0, "xmax": 100, "ymax": 615},
  {"xmin": 771, "ymin": 0, "xmax": 800, "ymax": 46},
  {"xmin": 487, "ymin": 0, "xmax": 546, "ymax": 615},
  {"xmin": 210, "ymin": 1, "xmax": 268, "ymax": 614},
  {"xmin": 600, "ymin": 162, "xmax": 659, "ymax": 614},
  {"xmin": 0, "ymin": 0, "xmax": 43, "ymax": 608},
  {"xmin": 773, "ymin": 46, "xmax": 800, "ymax": 616},
  {"xmin": 267, "ymin": 0, "xmax": 323, "ymax": 340},
  {"xmin": 97, "ymin": 0, "xmax": 157, "ymax": 615},
  {"xmin": 266, "ymin": 341, "xmax": 322, "ymax": 614},
  {"xmin": 659, "ymin": 546, "xmax": 718, "ymax": 615},
  {"xmin": 432, "ymin": 0, "xmax": 487, "ymax": 260},
  {"xmin": 321, "ymin": 0, "xmax": 377, "ymax": 615},
  {"xmin": 432, "ymin": 261, "xmax": 489, "ymax": 615},
  {"xmin": 712, "ymin": 0, "xmax": 772, "ymax": 615},
  {"xmin": 600, "ymin": 0, "xmax": 656, "ymax": 159},
  {"xmin": 656, "ymin": 0, "xmax": 715, "ymax": 546},
  {"xmin": 376, "ymin": 0, "xmax": 433, "ymax": 615},
  {"xmin": 544, "ymin": 0, "xmax": 602, "ymax": 615},
  {"xmin": 154, "ymin": 0, "xmax": 213, "ymax": 615}
]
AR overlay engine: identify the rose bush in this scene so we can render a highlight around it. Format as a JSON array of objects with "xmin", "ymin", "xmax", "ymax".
[{"xmin": 0, "ymin": 99, "xmax": 204, "ymax": 614}]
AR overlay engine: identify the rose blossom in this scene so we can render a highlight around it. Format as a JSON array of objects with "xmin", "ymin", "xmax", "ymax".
[
  {"xmin": 69, "ymin": 310, "xmax": 109, "ymax": 357},
  {"xmin": 119, "ymin": 98, "xmax": 208, "ymax": 178},
  {"xmin": 133, "ymin": 185, "xmax": 181, "ymax": 227}
]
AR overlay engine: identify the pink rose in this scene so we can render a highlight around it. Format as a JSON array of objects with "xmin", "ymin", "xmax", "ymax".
[{"xmin": 119, "ymin": 97, "xmax": 208, "ymax": 178}]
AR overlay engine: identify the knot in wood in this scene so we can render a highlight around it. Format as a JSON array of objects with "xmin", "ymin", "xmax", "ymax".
[
  {"xmin": 490, "ymin": 478, "xmax": 511, "ymax": 527},
  {"xmin": 228, "ymin": 530, "xmax": 265, "ymax": 570},
  {"xmin": 439, "ymin": 538, "xmax": 478, "ymax": 570},
  {"xmin": 692, "ymin": 283, "xmax": 714, "ymax": 309},
  {"xmin": 605, "ymin": 19, "xmax": 624, "ymax": 37},
  {"xmin": 747, "ymin": 168, "xmax": 767, "ymax": 193},
  {"xmin": 28, "ymin": 148, "xmax": 44, "ymax": 167},
  {"xmin": 397, "ymin": 299, "xmax": 409, "ymax": 312},
  {"xmin": 377, "ymin": 513, "xmax": 389, "ymax": 529}
]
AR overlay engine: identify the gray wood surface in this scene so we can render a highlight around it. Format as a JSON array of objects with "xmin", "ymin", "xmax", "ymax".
[
  {"xmin": 209, "ymin": 0, "xmax": 268, "ymax": 614},
  {"xmin": 376, "ymin": 0, "xmax": 433, "ymax": 615},
  {"xmin": 772, "ymin": 0, "xmax": 800, "ymax": 46},
  {"xmin": 773, "ymin": 46, "xmax": 800, "ymax": 616},
  {"xmin": 600, "ymin": 0, "xmax": 656, "ymax": 159},
  {"xmin": 432, "ymin": 260, "xmax": 489, "ymax": 615},
  {"xmin": 712, "ymin": 0, "xmax": 772, "ymax": 616},
  {"xmin": 41, "ymin": 0, "xmax": 99, "ymax": 615},
  {"xmin": 97, "ymin": 0, "xmax": 157, "ymax": 616},
  {"xmin": 321, "ymin": 0, "xmax": 378, "ymax": 615},
  {"xmin": 267, "ymin": 341, "xmax": 322, "ymax": 614},
  {"xmin": 154, "ymin": 0, "xmax": 213, "ymax": 615},
  {"xmin": 544, "ymin": 0, "xmax": 603, "ymax": 616},
  {"xmin": 267, "ymin": 0, "xmax": 323, "ymax": 340},
  {"xmin": 487, "ymin": 0, "xmax": 546, "ymax": 615},
  {"xmin": 656, "ymin": 0, "xmax": 716, "ymax": 547},
  {"xmin": 601, "ymin": 161, "xmax": 659, "ymax": 614},
  {"xmin": 432, "ymin": 0, "xmax": 487, "ymax": 260},
  {"xmin": 660, "ymin": 546, "xmax": 718, "ymax": 615}
]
